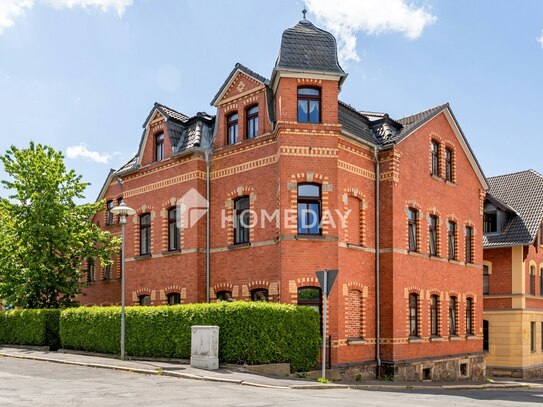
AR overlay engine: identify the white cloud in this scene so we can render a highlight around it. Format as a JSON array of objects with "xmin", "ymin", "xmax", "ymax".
[
  {"xmin": 0, "ymin": 0, "xmax": 132, "ymax": 33},
  {"xmin": 538, "ymin": 30, "xmax": 543, "ymax": 48},
  {"xmin": 306, "ymin": 0, "xmax": 437, "ymax": 64},
  {"xmin": 0, "ymin": 0, "xmax": 33, "ymax": 33},
  {"xmin": 66, "ymin": 143, "xmax": 112, "ymax": 164}
]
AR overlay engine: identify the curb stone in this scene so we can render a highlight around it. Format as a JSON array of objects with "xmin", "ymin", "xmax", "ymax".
[{"xmin": 1, "ymin": 351, "xmax": 541, "ymax": 391}]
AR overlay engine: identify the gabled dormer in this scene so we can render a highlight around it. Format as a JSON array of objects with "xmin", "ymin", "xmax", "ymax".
[
  {"xmin": 114, "ymin": 103, "xmax": 214, "ymax": 175},
  {"xmin": 271, "ymin": 19, "xmax": 347, "ymax": 125},
  {"xmin": 211, "ymin": 63, "xmax": 272, "ymax": 148},
  {"xmin": 483, "ymin": 194, "xmax": 516, "ymax": 235}
]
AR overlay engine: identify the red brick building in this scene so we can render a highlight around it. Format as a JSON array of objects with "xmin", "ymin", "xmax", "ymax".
[
  {"xmin": 83, "ymin": 19, "xmax": 488, "ymax": 380},
  {"xmin": 483, "ymin": 170, "xmax": 543, "ymax": 377}
]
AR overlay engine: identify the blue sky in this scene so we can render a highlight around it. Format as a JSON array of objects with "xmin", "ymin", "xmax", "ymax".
[{"xmin": 0, "ymin": 0, "xmax": 542, "ymax": 202}]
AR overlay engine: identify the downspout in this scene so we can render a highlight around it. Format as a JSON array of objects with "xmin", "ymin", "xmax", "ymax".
[
  {"xmin": 373, "ymin": 145, "xmax": 381, "ymax": 377},
  {"xmin": 205, "ymin": 112, "xmax": 219, "ymax": 304},
  {"xmin": 205, "ymin": 149, "xmax": 211, "ymax": 303}
]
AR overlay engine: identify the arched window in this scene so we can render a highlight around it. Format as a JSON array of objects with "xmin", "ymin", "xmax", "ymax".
[
  {"xmin": 429, "ymin": 215, "xmax": 438, "ymax": 256},
  {"xmin": 227, "ymin": 112, "xmax": 238, "ymax": 144},
  {"xmin": 431, "ymin": 140, "xmax": 440, "ymax": 176},
  {"xmin": 251, "ymin": 288, "xmax": 268, "ymax": 302},
  {"xmin": 168, "ymin": 207, "xmax": 179, "ymax": 251},
  {"xmin": 246, "ymin": 105, "xmax": 259, "ymax": 139},
  {"xmin": 297, "ymin": 87, "xmax": 320, "ymax": 123},
  {"xmin": 106, "ymin": 200, "xmax": 114, "ymax": 225},
  {"xmin": 234, "ymin": 196, "xmax": 250, "ymax": 244},
  {"xmin": 167, "ymin": 292, "xmax": 181, "ymax": 305},
  {"xmin": 140, "ymin": 213, "xmax": 151, "ymax": 255},
  {"xmin": 87, "ymin": 259, "xmax": 95, "ymax": 282},
  {"xmin": 408, "ymin": 208, "xmax": 418, "ymax": 252},
  {"xmin": 155, "ymin": 132, "xmax": 164, "ymax": 161},
  {"xmin": 430, "ymin": 295, "xmax": 439, "ymax": 336},
  {"xmin": 297, "ymin": 183, "xmax": 321, "ymax": 235},
  {"xmin": 466, "ymin": 297, "xmax": 473, "ymax": 335},
  {"xmin": 448, "ymin": 221, "xmax": 457, "ymax": 260},
  {"xmin": 139, "ymin": 295, "xmax": 151, "ymax": 306},
  {"xmin": 530, "ymin": 265, "xmax": 536, "ymax": 295},
  {"xmin": 449, "ymin": 296, "xmax": 458, "ymax": 336},
  {"xmin": 445, "ymin": 147, "xmax": 453, "ymax": 182},
  {"xmin": 465, "ymin": 226, "xmax": 473, "ymax": 263},
  {"xmin": 216, "ymin": 291, "xmax": 232, "ymax": 302},
  {"xmin": 409, "ymin": 293, "xmax": 419, "ymax": 337}
]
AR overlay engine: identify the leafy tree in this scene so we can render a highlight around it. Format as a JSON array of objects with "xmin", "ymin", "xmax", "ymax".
[{"xmin": 0, "ymin": 142, "xmax": 120, "ymax": 308}]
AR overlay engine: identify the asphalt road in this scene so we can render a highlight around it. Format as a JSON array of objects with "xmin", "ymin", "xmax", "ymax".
[{"xmin": 1, "ymin": 357, "xmax": 543, "ymax": 406}]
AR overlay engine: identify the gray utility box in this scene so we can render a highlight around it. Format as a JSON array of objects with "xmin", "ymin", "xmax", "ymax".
[{"xmin": 190, "ymin": 325, "xmax": 219, "ymax": 370}]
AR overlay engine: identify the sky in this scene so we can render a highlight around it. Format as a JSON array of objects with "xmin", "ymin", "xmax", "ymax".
[{"xmin": 0, "ymin": 0, "xmax": 542, "ymax": 202}]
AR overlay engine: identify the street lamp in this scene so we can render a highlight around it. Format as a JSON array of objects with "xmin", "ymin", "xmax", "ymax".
[{"xmin": 110, "ymin": 202, "xmax": 136, "ymax": 361}]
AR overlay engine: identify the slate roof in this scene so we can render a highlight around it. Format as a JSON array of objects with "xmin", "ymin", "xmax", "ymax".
[
  {"xmin": 337, "ymin": 101, "xmax": 449, "ymax": 147},
  {"xmin": 114, "ymin": 106, "xmax": 215, "ymax": 177},
  {"xmin": 338, "ymin": 101, "xmax": 374, "ymax": 145},
  {"xmin": 483, "ymin": 170, "xmax": 543, "ymax": 248},
  {"xmin": 274, "ymin": 20, "xmax": 346, "ymax": 79}
]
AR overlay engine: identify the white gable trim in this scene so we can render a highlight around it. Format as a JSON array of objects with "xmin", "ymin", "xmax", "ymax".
[{"xmin": 213, "ymin": 69, "xmax": 266, "ymax": 107}]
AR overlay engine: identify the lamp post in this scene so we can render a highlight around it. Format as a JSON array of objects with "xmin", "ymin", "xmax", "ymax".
[{"xmin": 110, "ymin": 202, "xmax": 136, "ymax": 361}]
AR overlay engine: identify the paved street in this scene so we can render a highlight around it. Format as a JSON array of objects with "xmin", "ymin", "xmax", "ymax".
[{"xmin": 1, "ymin": 358, "xmax": 543, "ymax": 406}]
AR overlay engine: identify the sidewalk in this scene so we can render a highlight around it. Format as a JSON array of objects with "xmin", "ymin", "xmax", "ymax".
[{"xmin": 0, "ymin": 346, "xmax": 541, "ymax": 391}]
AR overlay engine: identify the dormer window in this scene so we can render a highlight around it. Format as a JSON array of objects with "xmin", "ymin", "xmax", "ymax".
[
  {"xmin": 155, "ymin": 133, "xmax": 164, "ymax": 161},
  {"xmin": 483, "ymin": 211, "xmax": 497, "ymax": 234},
  {"xmin": 227, "ymin": 112, "xmax": 239, "ymax": 144},
  {"xmin": 246, "ymin": 105, "xmax": 259, "ymax": 139},
  {"xmin": 297, "ymin": 87, "xmax": 320, "ymax": 123}
]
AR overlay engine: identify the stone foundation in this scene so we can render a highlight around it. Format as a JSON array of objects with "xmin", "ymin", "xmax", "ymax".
[{"xmin": 386, "ymin": 353, "xmax": 486, "ymax": 381}]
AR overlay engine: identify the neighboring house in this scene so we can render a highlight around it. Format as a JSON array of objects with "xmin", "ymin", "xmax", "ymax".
[
  {"xmin": 83, "ymin": 18, "xmax": 488, "ymax": 381},
  {"xmin": 483, "ymin": 170, "xmax": 543, "ymax": 377}
]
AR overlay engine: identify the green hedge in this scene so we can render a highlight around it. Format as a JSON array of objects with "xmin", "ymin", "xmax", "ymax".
[
  {"xmin": 0, "ymin": 309, "xmax": 60, "ymax": 350},
  {"xmin": 60, "ymin": 302, "xmax": 320, "ymax": 371}
]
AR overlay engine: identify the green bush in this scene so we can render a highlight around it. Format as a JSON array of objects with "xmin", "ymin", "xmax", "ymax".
[
  {"xmin": 0, "ymin": 309, "xmax": 60, "ymax": 350},
  {"xmin": 60, "ymin": 302, "xmax": 320, "ymax": 371}
]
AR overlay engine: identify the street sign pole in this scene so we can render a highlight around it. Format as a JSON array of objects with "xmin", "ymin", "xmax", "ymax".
[
  {"xmin": 321, "ymin": 270, "xmax": 327, "ymax": 380},
  {"xmin": 315, "ymin": 268, "xmax": 337, "ymax": 381}
]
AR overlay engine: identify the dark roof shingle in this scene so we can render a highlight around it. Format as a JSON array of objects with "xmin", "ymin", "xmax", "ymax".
[
  {"xmin": 275, "ymin": 20, "xmax": 345, "ymax": 77},
  {"xmin": 484, "ymin": 170, "xmax": 543, "ymax": 248}
]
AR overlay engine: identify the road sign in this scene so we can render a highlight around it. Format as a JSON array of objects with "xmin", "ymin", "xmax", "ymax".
[
  {"xmin": 315, "ymin": 269, "xmax": 339, "ymax": 381},
  {"xmin": 316, "ymin": 269, "xmax": 338, "ymax": 297}
]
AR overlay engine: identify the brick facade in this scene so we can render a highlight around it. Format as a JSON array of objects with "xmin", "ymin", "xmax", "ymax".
[{"xmin": 82, "ymin": 19, "xmax": 487, "ymax": 380}]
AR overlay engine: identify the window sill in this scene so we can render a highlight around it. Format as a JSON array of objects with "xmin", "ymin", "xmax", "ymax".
[
  {"xmin": 449, "ymin": 335, "xmax": 461, "ymax": 341},
  {"xmin": 431, "ymin": 174, "xmax": 444, "ymax": 182},
  {"xmin": 296, "ymin": 234, "xmax": 324, "ymax": 240},
  {"xmin": 228, "ymin": 242, "xmax": 251, "ymax": 250},
  {"xmin": 162, "ymin": 249, "xmax": 181, "ymax": 256},
  {"xmin": 430, "ymin": 336, "xmax": 444, "ymax": 342},
  {"xmin": 408, "ymin": 336, "xmax": 423, "ymax": 343},
  {"xmin": 134, "ymin": 254, "xmax": 152, "ymax": 260},
  {"xmin": 466, "ymin": 335, "xmax": 477, "ymax": 341},
  {"xmin": 347, "ymin": 337, "xmax": 366, "ymax": 345},
  {"xmin": 448, "ymin": 259, "xmax": 462, "ymax": 265},
  {"xmin": 445, "ymin": 180, "xmax": 456, "ymax": 186},
  {"xmin": 408, "ymin": 250, "xmax": 424, "ymax": 258}
]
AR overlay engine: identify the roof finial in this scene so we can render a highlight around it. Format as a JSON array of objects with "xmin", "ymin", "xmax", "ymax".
[{"xmin": 302, "ymin": 5, "xmax": 307, "ymax": 20}]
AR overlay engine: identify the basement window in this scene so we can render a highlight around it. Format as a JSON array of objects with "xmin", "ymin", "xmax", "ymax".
[{"xmin": 422, "ymin": 367, "xmax": 432, "ymax": 381}]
